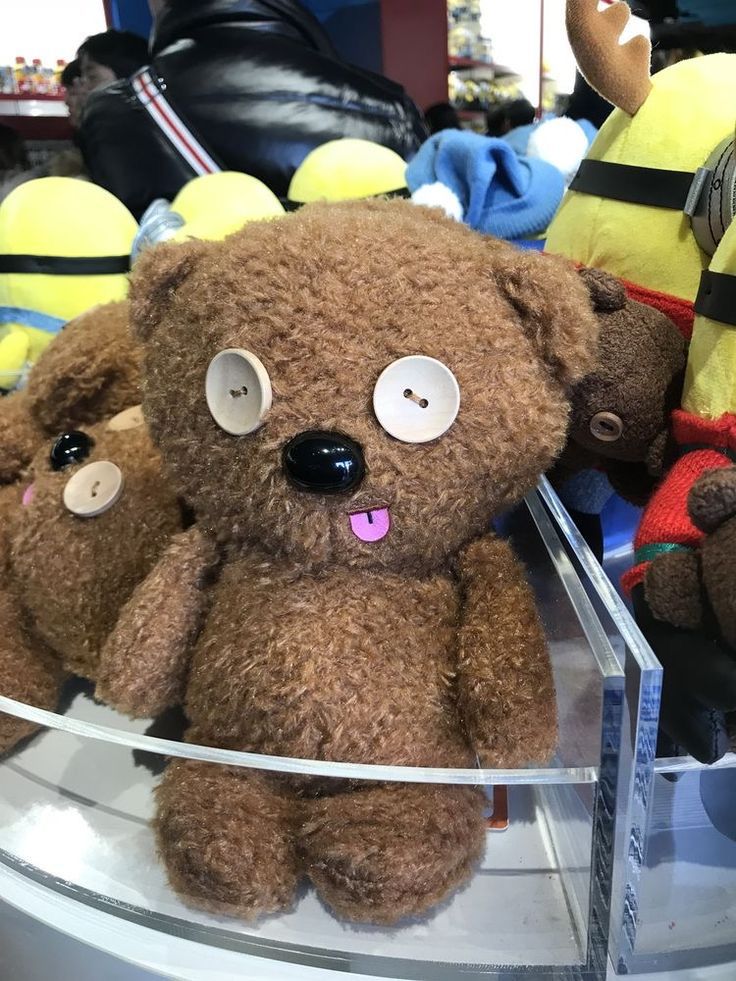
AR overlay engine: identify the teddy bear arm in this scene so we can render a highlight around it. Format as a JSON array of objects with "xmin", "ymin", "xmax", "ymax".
[
  {"xmin": 0, "ymin": 389, "xmax": 44, "ymax": 483},
  {"xmin": 96, "ymin": 527, "xmax": 218, "ymax": 718},
  {"xmin": 0, "ymin": 579, "xmax": 64, "ymax": 753},
  {"xmin": 456, "ymin": 535, "xmax": 558, "ymax": 768},
  {"xmin": 700, "ymin": 516, "xmax": 736, "ymax": 651},
  {"xmin": 689, "ymin": 467, "xmax": 736, "ymax": 534},
  {"xmin": 643, "ymin": 550, "xmax": 704, "ymax": 631}
]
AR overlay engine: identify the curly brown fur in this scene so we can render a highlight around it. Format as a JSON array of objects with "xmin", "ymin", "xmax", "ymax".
[
  {"xmin": 456, "ymin": 536, "xmax": 557, "ymax": 766},
  {"xmin": 0, "ymin": 483, "xmax": 63, "ymax": 753},
  {"xmin": 301, "ymin": 784, "xmax": 486, "ymax": 924},
  {"xmin": 644, "ymin": 549, "xmax": 704, "ymax": 630},
  {"xmin": 11, "ymin": 416, "xmax": 182, "ymax": 680},
  {"xmin": 689, "ymin": 468, "xmax": 736, "ymax": 534},
  {"xmin": 110, "ymin": 199, "xmax": 600, "ymax": 924},
  {"xmin": 97, "ymin": 527, "xmax": 218, "ymax": 716},
  {"xmin": 155, "ymin": 760, "xmax": 300, "ymax": 920},
  {"xmin": 0, "ymin": 390, "xmax": 43, "ymax": 484}
]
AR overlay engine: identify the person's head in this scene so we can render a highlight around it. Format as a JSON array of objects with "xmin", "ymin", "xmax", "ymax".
[
  {"xmin": 77, "ymin": 30, "xmax": 149, "ymax": 92},
  {"xmin": 486, "ymin": 99, "xmax": 536, "ymax": 137},
  {"xmin": 565, "ymin": 72, "xmax": 614, "ymax": 130},
  {"xmin": 61, "ymin": 59, "xmax": 84, "ymax": 129},
  {"xmin": 424, "ymin": 102, "xmax": 461, "ymax": 136},
  {"xmin": 0, "ymin": 124, "xmax": 28, "ymax": 172}
]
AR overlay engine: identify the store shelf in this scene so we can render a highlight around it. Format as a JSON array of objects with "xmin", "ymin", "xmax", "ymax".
[{"xmin": 448, "ymin": 57, "xmax": 519, "ymax": 76}]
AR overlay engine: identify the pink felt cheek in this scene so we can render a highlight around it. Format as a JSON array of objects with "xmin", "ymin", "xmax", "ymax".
[
  {"xmin": 22, "ymin": 483, "xmax": 35, "ymax": 507},
  {"xmin": 349, "ymin": 508, "xmax": 391, "ymax": 543}
]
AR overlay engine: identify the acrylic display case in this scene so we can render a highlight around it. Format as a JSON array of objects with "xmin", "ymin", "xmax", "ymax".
[
  {"xmin": 549, "ymin": 480, "xmax": 736, "ymax": 980},
  {"xmin": 0, "ymin": 486, "xmax": 661, "ymax": 980}
]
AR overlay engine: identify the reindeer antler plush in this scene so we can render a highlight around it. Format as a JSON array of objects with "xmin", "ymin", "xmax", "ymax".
[{"xmin": 566, "ymin": 0, "xmax": 652, "ymax": 117}]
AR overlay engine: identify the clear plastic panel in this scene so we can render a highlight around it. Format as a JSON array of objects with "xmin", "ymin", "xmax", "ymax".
[
  {"xmin": 615, "ymin": 763, "xmax": 736, "ymax": 974},
  {"xmin": 535, "ymin": 479, "xmax": 664, "ymax": 977},
  {"xmin": 0, "ymin": 492, "xmax": 635, "ymax": 979}
]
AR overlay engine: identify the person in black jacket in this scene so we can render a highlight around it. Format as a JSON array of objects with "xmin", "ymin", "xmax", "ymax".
[{"xmin": 79, "ymin": 0, "xmax": 427, "ymax": 218}]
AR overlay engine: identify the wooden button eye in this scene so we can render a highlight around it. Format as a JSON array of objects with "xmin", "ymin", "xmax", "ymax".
[
  {"xmin": 206, "ymin": 349, "xmax": 272, "ymax": 436},
  {"xmin": 373, "ymin": 356, "xmax": 460, "ymax": 444},
  {"xmin": 590, "ymin": 411, "xmax": 624, "ymax": 443},
  {"xmin": 63, "ymin": 461, "xmax": 124, "ymax": 517}
]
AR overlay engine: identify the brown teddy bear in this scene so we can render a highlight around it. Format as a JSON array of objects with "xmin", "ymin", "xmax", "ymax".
[
  {"xmin": 97, "ymin": 200, "xmax": 599, "ymax": 925},
  {"xmin": 0, "ymin": 300, "xmax": 142, "ymax": 485},
  {"xmin": 0, "ymin": 407, "xmax": 183, "ymax": 754},
  {"xmin": 556, "ymin": 268, "xmax": 687, "ymax": 506}
]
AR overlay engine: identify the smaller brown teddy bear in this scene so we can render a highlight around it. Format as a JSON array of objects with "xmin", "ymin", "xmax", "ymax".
[
  {"xmin": 97, "ymin": 199, "xmax": 600, "ymax": 926},
  {"xmin": 0, "ymin": 301, "xmax": 142, "ymax": 485},
  {"xmin": 0, "ymin": 407, "xmax": 183, "ymax": 754},
  {"xmin": 557, "ymin": 267, "xmax": 687, "ymax": 505}
]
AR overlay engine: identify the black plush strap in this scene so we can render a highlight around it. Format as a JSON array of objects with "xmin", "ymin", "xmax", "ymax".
[
  {"xmin": 0, "ymin": 254, "xmax": 131, "ymax": 275},
  {"xmin": 570, "ymin": 159, "xmax": 696, "ymax": 211},
  {"xmin": 695, "ymin": 270, "xmax": 736, "ymax": 327}
]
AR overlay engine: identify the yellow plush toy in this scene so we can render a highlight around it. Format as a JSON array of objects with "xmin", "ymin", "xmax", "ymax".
[
  {"xmin": 171, "ymin": 171, "xmax": 285, "ymax": 242},
  {"xmin": 287, "ymin": 138, "xmax": 408, "ymax": 205},
  {"xmin": 547, "ymin": 0, "xmax": 736, "ymax": 339},
  {"xmin": 0, "ymin": 178, "xmax": 138, "ymax": 391}
]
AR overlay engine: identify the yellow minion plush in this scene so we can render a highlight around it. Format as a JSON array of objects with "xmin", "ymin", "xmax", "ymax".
[
  {"xmin": 287, "ymin": 139, "xmax": 408, "ymax": 205},
  {"xmin": 0, "ymin": 178, "xmax": 137, "ymax": 391},
  {"xmin": 547, "ymin": 0, "xmax": 736, "ymax": 339},
  {"xmin": 132, "ymin": 173, "xmax": 286, "ymax": 256},
  {"xmin": 171, "ymin": 172, "xmax": 285, "ymax": 242}
]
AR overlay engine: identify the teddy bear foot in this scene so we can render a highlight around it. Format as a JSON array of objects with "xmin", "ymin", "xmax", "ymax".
[
  {"xmin": 155, "ymin": 759, "xmax": 301, "ymax": 920},
  {"xmin": 300, "ymin": 784, "xmax": 486, "ymax": 925}
]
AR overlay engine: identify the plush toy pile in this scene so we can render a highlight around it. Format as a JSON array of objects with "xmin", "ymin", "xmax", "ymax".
[{"xmin": 546, "ymin": 0, "xmax": 736, "ymax": 762}]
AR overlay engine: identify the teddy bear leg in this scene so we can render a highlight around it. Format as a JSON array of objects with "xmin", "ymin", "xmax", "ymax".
[
  {"xmin": 300, "ymin": 783, "xmax": 486, "ymax": 925},
  {"xmin": 155, "ymin": 759, "xmax": 301, "ymax": 920}
]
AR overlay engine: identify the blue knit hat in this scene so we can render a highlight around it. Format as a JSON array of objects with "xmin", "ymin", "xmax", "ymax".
[{"xmin": 406, "ymin": 130, "xmax": 565, "ymax": 242}]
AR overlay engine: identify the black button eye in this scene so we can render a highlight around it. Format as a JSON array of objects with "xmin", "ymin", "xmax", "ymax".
[{"xmin": 50, "ymin": 431, "xmax": 94, "ymax": 471}]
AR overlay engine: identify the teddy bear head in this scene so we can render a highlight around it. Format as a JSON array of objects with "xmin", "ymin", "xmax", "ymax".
[
  {"xmin": 131, "ymin": 200, "xmax": 598, "ymax": 573},
  {"xmin": 11, "ymin": 408, "xmax": 182, "ymax": 678},
  {"xmin": 568, "ymin": 268, "xmax": 687, "ymax": 469}
]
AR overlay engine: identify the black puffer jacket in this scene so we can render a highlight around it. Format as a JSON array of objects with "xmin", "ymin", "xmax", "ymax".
[{"xmin": 80, "ymin": 0, "xmax": 427, "ymax": 218}]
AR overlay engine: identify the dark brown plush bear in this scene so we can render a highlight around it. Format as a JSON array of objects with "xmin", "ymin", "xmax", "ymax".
[
  {"xmin": 559, "ymin": 268, "xmax": 687, "ymax": 504},
  {"xmin": 97, "ymin": 200, "xmax": 599, "ymax": 925},
  {"xmin": 0, "ymin": 301, "xmax": 142, "ymax": 484},
  {"xmin": 0, "ymin": 408, "xmax": 182, "ymax": 754}
]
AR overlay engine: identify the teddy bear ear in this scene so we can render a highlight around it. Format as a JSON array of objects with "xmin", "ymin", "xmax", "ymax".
[
  {"xmin": 491, "ymin": 248, "xmax": 599, "ymax": 387},
  {"xmin": 577, "ymin": 266, "xmax": 627, "ymax": 312},
  {"xmin": 130, "ymin": 239, "xmax": 207, "ymax": 342}
]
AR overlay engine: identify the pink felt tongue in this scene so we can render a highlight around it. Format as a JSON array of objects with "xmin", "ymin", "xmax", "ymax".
[
  {"xmin": 22, "ymin": 483, "xmax": 35, "ymax": 507},
  {"xmin": 349, "ymin": 508, "xmax": 390, "ymax": 543}
]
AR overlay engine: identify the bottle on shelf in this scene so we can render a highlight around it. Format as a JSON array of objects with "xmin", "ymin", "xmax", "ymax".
[
  {"xmin": 14, "ymin": 56, "xmax": 29, "ymax": 95},
  {"xmin": 53, "ymin": 59, "xmax": 67, "ymax": 96},
  {"xmin": 32, "ymin": 58, "xmax": 47, "ymax": 95}
]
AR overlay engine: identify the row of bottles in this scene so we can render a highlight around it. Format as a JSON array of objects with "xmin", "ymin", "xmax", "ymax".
[{"xmin": 0, "ymin": 57, "xmax": 68, "ymax": 97}]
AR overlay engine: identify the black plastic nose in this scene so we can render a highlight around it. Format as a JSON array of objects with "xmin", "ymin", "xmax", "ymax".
[{"xmin": 283, "ymin": 430, "xmax": 365, "ymax": 494}]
